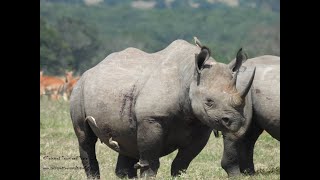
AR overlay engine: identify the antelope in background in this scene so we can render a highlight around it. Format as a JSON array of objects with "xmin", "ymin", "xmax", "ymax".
[
  {"xmin": 64, "ymin": 71, "xmax": 80, "ymax": 100},
  {"xmin": 40, "ymin": 70, "xmax": 66, "ymax": 100}
]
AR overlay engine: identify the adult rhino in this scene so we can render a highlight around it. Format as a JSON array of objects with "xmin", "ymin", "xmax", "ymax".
[
  {"xmin": 220, "ymin": 55, "xmax": 280, "ymax": 176},
  {"xmin": 70, "ymin": 39, "xmax": 256, "ymax": 179}
]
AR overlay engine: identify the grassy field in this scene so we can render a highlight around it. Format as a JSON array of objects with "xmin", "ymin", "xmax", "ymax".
[{"xmin": 40, "ymin": 98, "xmax": 280, "ymax": 180}]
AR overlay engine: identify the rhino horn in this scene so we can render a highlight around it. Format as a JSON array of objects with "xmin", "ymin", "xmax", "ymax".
[
  {"xmin": 229, "ymin": 67, "xmax": 255, "ymax": 107},
  {"xmin": 239, "ymin": 67, "xmax": 256, "ymax": 99},
  {"xmin": 227, "ymin": 71, "xmax": 240, "ymax": 107},
  {"xmin": 229, "ymin": 93, "xmax": 242, "ymax": 108}
]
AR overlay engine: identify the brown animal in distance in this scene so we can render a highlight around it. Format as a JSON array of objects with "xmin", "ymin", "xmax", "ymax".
[
  {"xmin": 40, "ymin": 71, "xmax": 45, "ymax": 96},
  {"xmin": 64, "ymin": 71, "xmax": 80, "ymax": 100},
  {"xmin": 40, "ymin": 70, "xmax": 65, "ymax": 100}
]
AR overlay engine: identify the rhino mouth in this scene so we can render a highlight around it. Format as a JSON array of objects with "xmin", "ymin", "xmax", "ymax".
[
  {"xmin": 202, "ymin": 109, "xmax": 239, "ymax": 133},
  {"xmin": 224, "ymin": 128, "xmax": 245, "ymax": 140},
  {"xmin": 222, "ymin": 118, "xmax": 248, "ymax": 140},
  {"xmin": 221, "ymin": 119, "xmax": 243, "ymax": 133},
  {"xmin": 220, "ymin": 117, "xmax": 244, "ymax": 134},
  {"xmin": 196, "ymin": 97, "xmax": 243, "ymax": 133}
]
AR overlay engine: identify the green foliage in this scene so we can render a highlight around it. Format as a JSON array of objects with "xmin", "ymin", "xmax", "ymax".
[
  {"xmin": 40, "ymin": 17, "xmax": 74, "ymax": 75},
  {"xmin": 56, "ymin": 17, "xmax": 102, "ymax": 73},
  {"xmin": 40, "ymin": 7, "xmax": 102, "ymax": 75},
  {"xmin": 40, "ymin": 1, "xmax": 279, "ymax": 75}
]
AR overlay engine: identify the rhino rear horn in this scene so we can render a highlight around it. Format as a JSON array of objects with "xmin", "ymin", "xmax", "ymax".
[{"xmin": 239, "ymin": 67, "xmax": 256, "ymax": 99}]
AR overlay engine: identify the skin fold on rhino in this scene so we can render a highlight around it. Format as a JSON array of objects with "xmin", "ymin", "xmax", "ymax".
[
  {"xmin": 69, "ymin": 39, "xmax": 256, "ymax": 179},
  {"xmin": 220, "ymin": 55, "xmax": 280, "ymax": 177}
]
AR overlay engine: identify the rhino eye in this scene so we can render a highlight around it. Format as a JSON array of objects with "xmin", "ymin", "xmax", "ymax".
[{"xmin": 205, "ymin": 98, "xmax": 215, "ymax": 108}]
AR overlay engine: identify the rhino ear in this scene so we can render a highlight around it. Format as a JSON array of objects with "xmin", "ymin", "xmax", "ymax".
[
  {"xmin": 195, "ymin": 46, "xmax": 211, "ymax": 74},
  {"xmin": 228, "ymin": 48, "xmax": 248, "ymax": 72}
]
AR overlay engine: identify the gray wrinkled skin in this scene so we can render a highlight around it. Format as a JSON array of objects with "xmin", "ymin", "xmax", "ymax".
[
  {"xmin": 221, "ymin": 55, "xmax": 280, "ymax": 176},
  {"xmin": 69, "ymin": 40, "xmax": 255, "ymax": 179}
]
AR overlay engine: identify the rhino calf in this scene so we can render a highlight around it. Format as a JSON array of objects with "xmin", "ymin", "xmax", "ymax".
[
  {"xmin": 221, "ymin": 55, "xmax": 280, "ymax": 176},
  {"xmin": 70, "ymin": 40, "xmax": 256, "ymax": 179}
]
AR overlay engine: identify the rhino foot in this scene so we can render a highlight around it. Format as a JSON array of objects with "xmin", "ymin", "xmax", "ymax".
[{"xmin": 109, "ymin": 137, "xmax": 120, "ymax": 151}]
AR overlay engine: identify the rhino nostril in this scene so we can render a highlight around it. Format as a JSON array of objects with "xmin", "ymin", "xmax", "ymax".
[
  {"xmin": 222, "ymin": 117, "xmax": 231, "ymax": 126},
  {"xmin": 222, "ymin": 117, "xmax": 229, "ymax": 122}
]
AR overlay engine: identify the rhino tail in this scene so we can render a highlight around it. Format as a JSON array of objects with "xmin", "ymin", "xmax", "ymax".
[
  {"xmin": 85, "ymin": 116, "xmax": 120, "ymax": 151},
  {"xmin": 86, "ymin": 116, "xmax": 97, "ymax": 127},
  {"xmin": 85, "ymin": 116, "xmax": 102, "ymax": 142}
]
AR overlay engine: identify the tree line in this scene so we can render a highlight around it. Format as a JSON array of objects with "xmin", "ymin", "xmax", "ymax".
[{"xmin": 40, "ymin": 1, "xmax": 279, "ymax": 75}]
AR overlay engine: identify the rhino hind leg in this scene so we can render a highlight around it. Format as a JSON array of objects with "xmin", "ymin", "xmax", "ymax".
[
  {"xmin": 115, "ymin": 154, "xmax": 138, "ymax": 179},
  {"xmin": 171, "ymin": 126, "xmax": 211, "ymax": 176},
  {"xmin": 238, "ymin": 120, "xmax": 263, "ymax": 175},
  {"xmin": 135, "ymin": 118, "xmax": 163, "ymax": 178},
  {"xmin": 74, "ymin": 120, "xmax": 100, "ymax": 179}
]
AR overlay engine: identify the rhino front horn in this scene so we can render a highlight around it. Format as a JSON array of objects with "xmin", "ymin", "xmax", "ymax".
[{"xmin": 240, "ymin": 67, "xmax": 256, "ymax": 99}]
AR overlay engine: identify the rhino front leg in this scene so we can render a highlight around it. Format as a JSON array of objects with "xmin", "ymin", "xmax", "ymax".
[
  {"xmin": 238, "ymin": 120, "xmax": 263, "ymax": 175},
  {"xmin": 135, "ymin": 118, "xmax": 163, "ymax": 178},
  {"xmin": 171, "ymin": 126, "xmax": 211, "ymax": 176},
  {"xmin": 221, "ymin": 120, "xmax": 263, "ymax": 177},
  {"xmin": 221, "ymin": 134, "xmax": 241, "ymax": 177},
  {"xmin": 115, "ymin": 154, "xmax": 138, "ymax": 179}
]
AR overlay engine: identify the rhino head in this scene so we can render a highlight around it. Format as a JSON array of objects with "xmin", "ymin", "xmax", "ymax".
[{"xmin": 189, "ymin": 46, "xmax": 255, "ymax": 138}]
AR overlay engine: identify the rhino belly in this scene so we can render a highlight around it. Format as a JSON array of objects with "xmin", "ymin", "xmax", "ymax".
[
  {"xmin": 85, "ymin": 114, "xmax": 140, "ymax": 158},
  {"xmin": 86, "ymin": 114, "xmax": 191, "ymax": 158},
  {"xmin": 83, "ymin": 83, "xmax": 141, "ymax": 157},
  {"xmin": 252, "ymin": 82, "xmax": 280, "ymax": 140},
  {"xmin": 239, "ymin": 64, "xmax": 280, "ymax": 140}
]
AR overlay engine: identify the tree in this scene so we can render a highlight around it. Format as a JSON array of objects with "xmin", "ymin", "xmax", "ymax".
[
  {"xmin": 40, "ymin": 18, "xmax": 74, "ymax": 75},
  {"xmin": 56, "ymin": 16, "xmax": 101, "ymax": 74}
]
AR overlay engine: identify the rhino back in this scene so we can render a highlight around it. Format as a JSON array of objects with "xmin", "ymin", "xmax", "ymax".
[
  {"xmin": 237, "ymin": 56, "xmax": 280, "ymax": 139},
  {"xmin": 244, "ymin": 55, "xmax": 280, "ymax": 65},
  {"xmin": 83, "ymin": 40, "xmax": 200, "ymax": 124}
]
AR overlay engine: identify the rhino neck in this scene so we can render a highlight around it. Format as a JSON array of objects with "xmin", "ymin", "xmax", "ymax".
[{"xmin": 176, "ymin": 56, "xmax": 198, "ymax": 119}]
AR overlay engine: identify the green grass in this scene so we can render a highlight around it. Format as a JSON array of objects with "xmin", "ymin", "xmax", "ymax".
[{"xmin": 40, "ymin": 98, "xmax": 279, "ymax": 180}]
